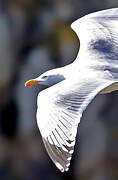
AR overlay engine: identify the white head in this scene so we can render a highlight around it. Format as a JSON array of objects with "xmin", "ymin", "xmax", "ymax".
[{"xmin": 25, "ymin": 68, "xmax": 66, "ymax": 87}]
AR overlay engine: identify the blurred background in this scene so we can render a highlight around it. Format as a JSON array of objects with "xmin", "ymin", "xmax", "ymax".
[{"xmin": 0, "ymin": 0, "xmax": 118, "ymax": 180}]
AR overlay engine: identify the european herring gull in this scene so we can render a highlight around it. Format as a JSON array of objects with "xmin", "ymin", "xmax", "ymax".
[{"xmin": 25, "ymin": 8, "xmax": 118, "ymax": 172}]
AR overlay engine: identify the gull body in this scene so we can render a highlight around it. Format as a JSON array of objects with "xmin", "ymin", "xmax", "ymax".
[{"xmin": 25, "ymin": 8, "xmax": 118, "ymax": 172}]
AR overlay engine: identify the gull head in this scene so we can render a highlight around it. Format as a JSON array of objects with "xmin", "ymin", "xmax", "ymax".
[{"xmin": 25, "ymin": 68, "xmax": 66, "ymax": 87}]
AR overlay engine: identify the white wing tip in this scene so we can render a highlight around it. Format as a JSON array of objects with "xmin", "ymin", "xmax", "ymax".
[
  {"xmin": 67, "ymin": 157, "xmax": 71, "ymax": 161},
  {"xmin": 69, "ymin": 150, "xmax": 74, "ymax": 154},
  {"xmin": 65, "ymin": 168, "xmax": 69, "ymax": 171},
  {"xmin": 66, "ymin": 163, "xmax": 70, "ymax": 167},
  {"xmin": 55, "ymin": 162, "xmax": 64, "ymax": 172},
  {"xmin": 55, "ymin": 162, "xmax": 71, "ymax": 172}
]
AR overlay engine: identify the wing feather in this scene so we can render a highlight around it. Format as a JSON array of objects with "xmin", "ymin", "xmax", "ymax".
[
  {"xmin": 71, "ymin": 8, "xmax": 118, "ymax": 79},
  {"xmin": 37, "ymin": 78, "xmax": 113, "ymax": 172}
]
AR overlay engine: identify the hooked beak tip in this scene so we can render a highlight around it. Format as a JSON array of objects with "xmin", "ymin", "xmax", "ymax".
[{"xmin": 25, "ymin": 79, "xmax": 39, "ymax": 87}]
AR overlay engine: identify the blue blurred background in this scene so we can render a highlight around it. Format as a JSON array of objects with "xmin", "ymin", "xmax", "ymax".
[{"xmin": 0, "ymin": 0, "xmax": 118, "ymax": 179}]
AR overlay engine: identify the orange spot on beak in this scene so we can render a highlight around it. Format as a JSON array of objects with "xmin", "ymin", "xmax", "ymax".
[{"xmin": 25, "ymin": 80, "xmax": 39, "ymax": 87}]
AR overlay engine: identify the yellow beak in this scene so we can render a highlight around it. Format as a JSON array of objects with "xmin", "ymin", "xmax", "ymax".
[{"xmin": 25, "ymin": 79, "xmax": 39, "ymax": 87}]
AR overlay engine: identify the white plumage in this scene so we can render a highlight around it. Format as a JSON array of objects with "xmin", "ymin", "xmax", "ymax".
[{"xmin": 25, "ymin": 8, "xmax": 118, "ymax": 172}]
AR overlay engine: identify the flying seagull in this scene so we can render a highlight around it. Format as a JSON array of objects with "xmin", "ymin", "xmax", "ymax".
[{"xmin": 25, "ymin": 8, "xmax": 118, "ymax": 172}]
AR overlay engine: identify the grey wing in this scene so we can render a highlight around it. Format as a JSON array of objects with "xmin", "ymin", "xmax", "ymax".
[
  {"xmin": 71, "ymin": 8, "xmax": 118, "ymax": 79},
  {"xmin": 37, "ymin": 78, "xmax": 113, "ymax": 172}
]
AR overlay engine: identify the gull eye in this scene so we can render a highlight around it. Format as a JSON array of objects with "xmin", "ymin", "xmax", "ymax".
[{"xmin": 42, "ymin": 76, "xmax": 48, "ymax": 80}]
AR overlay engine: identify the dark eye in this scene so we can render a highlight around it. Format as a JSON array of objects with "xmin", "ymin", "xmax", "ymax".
[{"xmin": 42, "ymin": 76, "xmax": 47, "ymax": 79}]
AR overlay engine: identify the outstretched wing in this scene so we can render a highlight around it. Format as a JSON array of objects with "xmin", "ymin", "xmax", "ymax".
[
  {"xmin": 71, "ymin": 8, "xmax": 118, "ymax": 75},
  {"xmin": 37, "ymin": 78, "xmax": 113, "ymax": 172}
]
